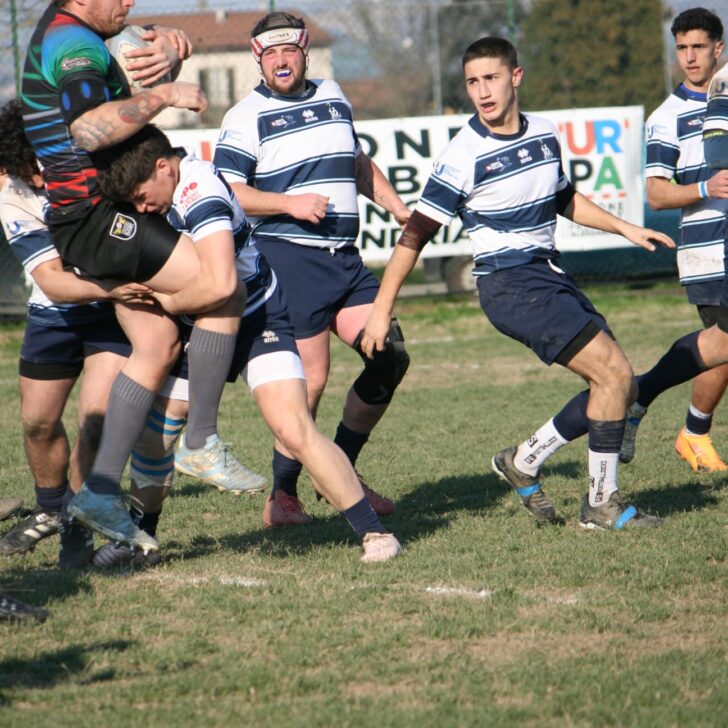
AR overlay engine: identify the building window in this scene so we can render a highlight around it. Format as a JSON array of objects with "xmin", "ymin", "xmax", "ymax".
[{"xmin": 199, "ymin": 67, "xmax": 234, "ymax": 109}]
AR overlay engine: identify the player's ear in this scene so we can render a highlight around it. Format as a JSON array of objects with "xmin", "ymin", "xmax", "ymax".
[
  {"xmin": 715, "ymin": 40, "xmax": 724, "ymax": 60},
  {"xmin": 512, "ymin": 66, "xmax": 524, "ymax": 87}
]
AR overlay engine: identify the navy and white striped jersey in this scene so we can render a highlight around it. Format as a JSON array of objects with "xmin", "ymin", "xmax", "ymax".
[
  {"xmin": 0, "ymin": 175, "xmax": 108, "ymax": 325},
  {"xmin": 214, "ymin": 80, "xmax": 361, "ymax": 250},
  {"xmin": 645, "ymin": 84, "xmax": 726, "ymax": 285},
  {"xmin": 416, "ymin": 113, "xmax": 568, "ymax": 276},
  {"xmin": 167, "ymin": 152, "xmax": 275, "ymax": 317}
]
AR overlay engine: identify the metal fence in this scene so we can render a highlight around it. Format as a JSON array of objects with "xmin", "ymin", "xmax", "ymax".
[{"xmin": 0, "ymin": 0, "xmax": 726, "ymax": 313}]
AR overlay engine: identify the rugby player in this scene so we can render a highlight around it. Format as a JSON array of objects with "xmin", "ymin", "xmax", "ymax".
[
  {"xmin": 20, "ymin": 0, "xmax": 252, "ymax": 552},
  {"xmin": 95, "ymin": 124, "xmax": 402, "ymax": 563},
  {"xmin": 214, "ymin": 12, "xmax": 411, "ymax": 528},
  {"xmin": 361, "ymin": 37, "xmax": 674, "ymax": 530},
  {"xmin": 620, "ymin": 8, "xmax": 728, "ymax": 472}
]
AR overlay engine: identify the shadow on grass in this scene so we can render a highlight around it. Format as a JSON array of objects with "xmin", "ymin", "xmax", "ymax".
[
  {"xmin": 170, "ymin": 479, "xmax": 216, "ymax": 498},
  {"xmin": 628, "ymin": 480, "xmax": 721, "ymax": 517},
  {"xmin": 0, "ymin": 567, "xmax": 92, "ymax": 608},
  {"xmin": 0, "ymin": 639, "xmax": 134, "ymax": 703},
  {"xmin": 169, "ymin": 471, "xmax": 513, "ymax": 560}
]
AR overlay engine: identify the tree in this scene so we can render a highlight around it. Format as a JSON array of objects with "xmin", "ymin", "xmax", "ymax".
[{"xmin": 518, "ymin": 0, "xmax": 666, "ymax": 115}]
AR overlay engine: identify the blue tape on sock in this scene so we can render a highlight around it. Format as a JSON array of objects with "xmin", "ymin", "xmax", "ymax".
[
  {"xmin": 516, "ymin": 484, "xmax": 541, "ymax": 497},
  {"xmin": 615, "ymin": 505, "xmax": 637, "ymax": 529}
]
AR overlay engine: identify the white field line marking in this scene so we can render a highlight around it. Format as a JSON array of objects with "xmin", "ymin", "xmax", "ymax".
[
  {"xmin": 425, "ymin": 586, "xmax": 493, "ymax": 599},
  {"xmin": 141, "ymin": 574, "xmax": 266, "ymax": 588}
]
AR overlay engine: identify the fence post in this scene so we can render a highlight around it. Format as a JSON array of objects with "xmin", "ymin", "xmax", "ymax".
[{"xmin": 11, "ymin": 0, "xmax": 21, "ymax": 96}]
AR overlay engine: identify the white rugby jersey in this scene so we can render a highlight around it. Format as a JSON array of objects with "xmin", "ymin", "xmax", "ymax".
[
  {"xmin": 645, "ymin": 84, "xmax": 727, "ymax": 285},
  {"xmin": 214, "ymin": 79, "xmax": 361, "ymax": 250},
  {"xmin": 0, "ymin": 175, "xmax": 107, "ymax": 324},
  {"xmin": 416, "ymin": 113, "xmax": 568, "ymax": 275},
  {"xmin": 167, "ymin": 152, "xmax": 275, "ymax": 317}
]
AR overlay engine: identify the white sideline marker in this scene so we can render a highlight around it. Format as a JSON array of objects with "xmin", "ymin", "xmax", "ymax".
[{"xmin": 143, "ymin": 574, "xmax": 266, "ymax": 588}]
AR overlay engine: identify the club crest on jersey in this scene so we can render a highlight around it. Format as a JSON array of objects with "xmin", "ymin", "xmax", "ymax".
[
  {"xmin": 109, "ymin": 213, "xmax": 137, "ymax": 241},
  {"xmin": 517, "ymin": 147, "xmax": 532, "ymax": 164},
  {"xmin": 539, "ymin": 140, "xmax": 554, "ymax": 160},
  {"xmin": 327, "ymin": 104, "xmax": 342, "ymax": 120},
  {"xmin": 302, "ymin": 109, "xmax": 318, "ymax": 123}
]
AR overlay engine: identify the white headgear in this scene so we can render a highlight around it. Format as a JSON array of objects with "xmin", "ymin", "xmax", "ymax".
[{"xmin": 251, "ymin": 27, "xmax": 309, "ymax": 63}]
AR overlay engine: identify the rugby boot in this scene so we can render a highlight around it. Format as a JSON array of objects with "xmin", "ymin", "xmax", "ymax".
[
  {"xmin": 0, "ymin": 594, "xmax": 49, "ymax": 623},
  {"xmin": 66, "ymin": 484, "xmax": 159, "ymax": 555},
  {"xmin": 0, "ymin": 498, "xmax": 23, "ymax": 521},
  {"xmin": 0, "ymin": 511, "xmax": 61, "ymax": 555},
  {"xmin": 357, "ymin": 473, "xmax": 396, "ymax": 515},
  {"xmin": 360, "ymin": 532, "xmax": 402, "ymax": 563},
  {"xmin": 92, "ymin": 541, "xmax": 162, "ymax": 569},
  {"xmin": 579, "ymin": 491, "xmax": 663, "ymax": 530},
  {"xmin": 263, "ymin": 491, "xmax": 313, "ymax": 528},
  {"xmin": 175, "ymin": 434, "xmax": 266, "ymax": 495},
  {"xmin": 674, "ymin": 428, "xmax": 728, "ymax": 472},
  {"xmin": 58, "ymin": 520, "xmax": 94, "ymax": 570},
  {"xmin": 491, "ymin": 447, "xmax": 557, "ymax": 523},
  {"xmin": 619, "ymin": 402, "xmax": 647, "ymax": 463}
]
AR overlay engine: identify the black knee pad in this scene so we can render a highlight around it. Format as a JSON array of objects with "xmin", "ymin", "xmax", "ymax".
[
  {"xmin": 352, "ymin": 317, "xmax": 410, "ymax": 405},
  {"xmin": 713, "ymin": 304, "xmax": 728, "ymax": 334}
]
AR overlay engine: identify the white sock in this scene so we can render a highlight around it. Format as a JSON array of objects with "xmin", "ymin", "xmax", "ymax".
[
  {"xmin": 514, "ymin": 418, "xmax": 569, "ymax": 476},
  {"xmin": 588, "ymin": 450, "xmax": 619, "ymax": 507}
]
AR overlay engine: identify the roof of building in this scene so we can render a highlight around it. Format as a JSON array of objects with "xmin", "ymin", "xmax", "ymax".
[{"xmin": 129, "ymin": 9, "xmax": 332, "ymax": 52}]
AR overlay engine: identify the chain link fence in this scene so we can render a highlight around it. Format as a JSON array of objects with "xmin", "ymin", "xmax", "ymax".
[{"xmin": 0, "ymin": 0, "xmax": 726, "ymax": 313}]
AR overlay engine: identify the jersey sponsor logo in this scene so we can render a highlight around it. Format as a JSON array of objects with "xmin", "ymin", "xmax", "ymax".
[
  {"xmin": 646, "ymin": 123, "xmax": 667, "ymax": 140},
  {"xmin": 302, "ymin": 109, "xmax": 318, "ymax": 123},
  {"xmin": 60, "ymin": 57, "xmax": 92, "ymax": 71},
  {"xmin": 686, "ymin": 117, "xmax": 704, "ymax": 127},
  {"xmin": 485, "ymin": 156, "xmax": 511, "ymax": 172},
  {"xmin": 109, "ymin": 213, "xmax": 137, "ymax": 241},
  {"xmin": 517, "ymin": 147, "xmax": 532, "ymax": 164},
  {"xmin": 271, "ymin": 114, "xmax": 295, "ymax": 128},
  {"xmin": 179, "ymin": 181, "xmax": 201, "ymax": 209},
  {"xmin": 434, "ymin": 162, "xmax": 460, "ymax": 181},
  {"xmin": 262, "ymin": 330, "xmax": 279, "ymax": 344}
]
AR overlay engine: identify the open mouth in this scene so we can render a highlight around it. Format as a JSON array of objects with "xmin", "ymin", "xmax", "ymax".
[{"xmin": 275, "ymin": 69, "xmax": 292, "ymax": 78}]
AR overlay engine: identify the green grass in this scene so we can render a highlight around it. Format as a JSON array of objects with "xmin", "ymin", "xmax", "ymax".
[{"xmin": 1, "ymin": 281, "xmax": 727, "ymax": 727}]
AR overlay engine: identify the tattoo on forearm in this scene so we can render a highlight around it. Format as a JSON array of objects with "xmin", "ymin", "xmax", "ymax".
[
  {"xmin": 118, "ymin": 92, "xmax": 166, "ymax": 124},
  {"xmin": 355, "ymin": 159, "xmax": 374, "ymax": 199}
]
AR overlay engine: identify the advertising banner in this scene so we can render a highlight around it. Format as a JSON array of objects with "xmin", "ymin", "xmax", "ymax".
[{"xmin": 167, "ymin": 105, "xmax": 644, "ymax": 264}]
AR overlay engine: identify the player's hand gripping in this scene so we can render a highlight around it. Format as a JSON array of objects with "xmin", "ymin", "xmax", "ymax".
[
  {"xmin": 360, "ymin": 307, "xmax": 392, "ymax": 359},
  {"xmin": 125, "ymin": 27, "xmax": 191, "ymax": 87},
  {"xmin": 102, "ymin": 280, "xmax": 156, "ymax": 305},
  {"xmin": 158, "ymin": 82, "xmax": 208, "ymax": 113},
  {"xmin": 706, "ymin": 169, "xmax": 728, "ymax": 199},
  {"xmin": 286, "ymin": 193, "xmax": 330, "ymax": 224}
]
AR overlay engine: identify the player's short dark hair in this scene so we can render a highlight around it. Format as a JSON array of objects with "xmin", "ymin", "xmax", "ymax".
[
  {"xmin": 251, "ymin": 11, "xmax": 305, "ymax": 39},
  {"xmin": 671, "ymin": 7, "xmax": 723, "ymax": 41},
  {"xmin": 462, "ymin": 37, "xmax": 519, "ymax": 70},
  {"xmin": 0, "ymin": 99, "xmax": 39, "ymax": 184},
  {"xmin": 94, "ymin": 124, "xmax": 174, "ymax": 202}
]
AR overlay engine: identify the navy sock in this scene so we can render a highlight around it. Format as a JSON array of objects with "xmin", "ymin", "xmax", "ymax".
[
  {"xmin": 636, "ymin": 331, "xmax": 707, "ymax": 407},
  {"xmin": 61, "ymin": 486, "xmax": 75, "ymax": 517},
  {"xmin": 587, "ymin": 419, "xmax": 626, "ymax": 452},
  {"xmin": 35, "ymin": 481, "xmax": 67, "ymax": 514},
  {"xmin": 342, "ymin": 496, "xmax": 385, "ymax": 538},
  {"xmin": 271, "ymin": 449, "xmax": 302, "ymax": 498},
  {"xmin": 333, "ymin": 422, "xmax": 370, "ymax": 467},
  {"xmin": 553, "ymin": 389, "xmax": 590, "ymax": 441},
  {"xmin": 686, "ymin": 408, "xmax": 712, "ymax": 435},
  {"xmin": 130, "ymin": 504, "xmax": 161, "ymax": 538}
]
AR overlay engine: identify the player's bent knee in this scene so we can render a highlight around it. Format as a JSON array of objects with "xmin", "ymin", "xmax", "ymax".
[
  {"xmin": 352, "ymin": 317, "xmax": 410, "ymax": 405},
  {"xmin": 22, "ymin": 416, "xmax": 62, "ymax": 442}
]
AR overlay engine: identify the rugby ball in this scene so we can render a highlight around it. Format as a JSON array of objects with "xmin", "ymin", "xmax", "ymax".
[{"xmin": 105, "ymin": 25, "xmax": 171, "ymax": 94}]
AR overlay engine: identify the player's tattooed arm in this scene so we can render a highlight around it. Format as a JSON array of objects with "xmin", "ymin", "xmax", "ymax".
[
  {"xmin": 70, "ymin": 83, "xmax": 207, "ymax": 152},
  {"xmin": 354, "ymin": 152, "xmax": 410, "ymax": 226}
]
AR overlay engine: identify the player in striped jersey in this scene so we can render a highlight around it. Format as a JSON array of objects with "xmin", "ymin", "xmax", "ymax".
[
  {"xmin": 214, "ymin": 12, "xmax": 411, "ymax": 528},
  {"xmin": 95, "ymin": 125, "xmax": 402, "ymax": 563},
  {"xmin": 620, "ymin": 8, "xmax": 728, "ymax": 472},
  {"xmin": 362, "ymin": 36, "xmax": 674, "ymax": 530}
]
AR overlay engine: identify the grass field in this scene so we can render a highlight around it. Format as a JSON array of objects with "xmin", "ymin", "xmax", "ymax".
[{"xmin": 1, "ymin": 281, "xmax": 727, "ymax": 727}]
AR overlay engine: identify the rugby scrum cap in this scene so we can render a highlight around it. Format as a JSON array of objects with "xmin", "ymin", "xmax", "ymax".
[{"xmin": 251, "ymin": 12, "xmax": 309, "ymax": 62}]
